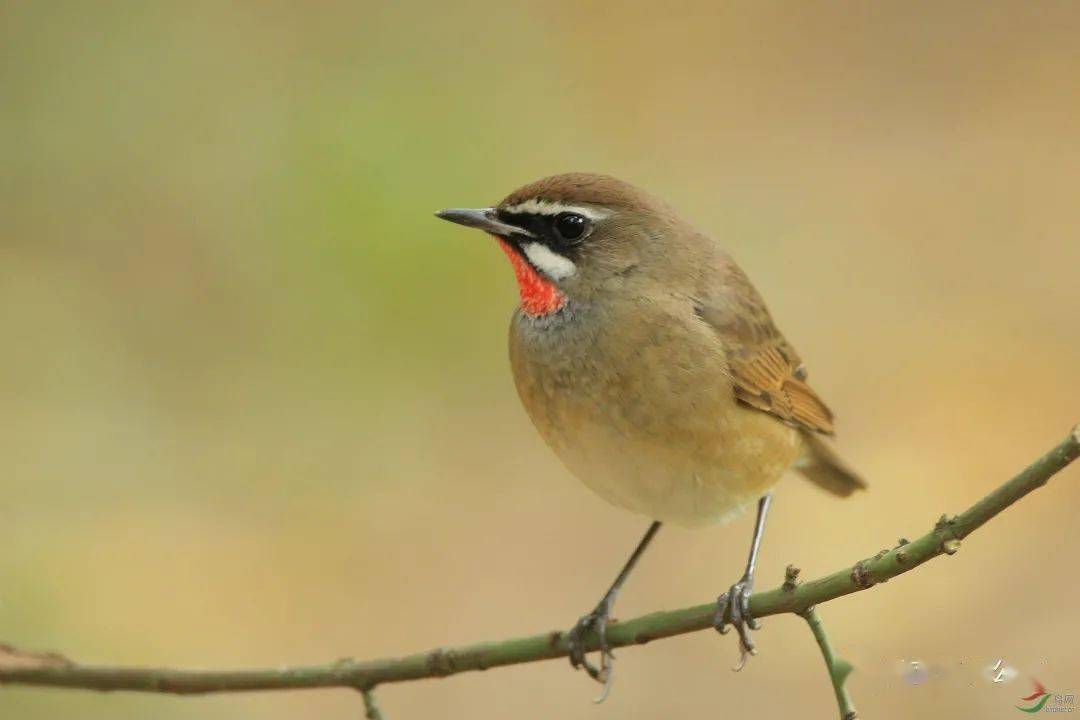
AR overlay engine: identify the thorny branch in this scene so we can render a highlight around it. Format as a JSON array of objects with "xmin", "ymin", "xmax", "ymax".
[
  {"xmin": 801, "ymin": 607, "xmax": 857, "ymax": 720},
  {"xmin": 1, "ymin": 425, "xmax": 1078, "ymax": 717}
]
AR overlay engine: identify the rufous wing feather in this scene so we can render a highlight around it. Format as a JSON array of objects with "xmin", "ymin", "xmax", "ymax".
[{"xmin": 694, "ymin": 253, "xmax": 865, "ymax": 495}]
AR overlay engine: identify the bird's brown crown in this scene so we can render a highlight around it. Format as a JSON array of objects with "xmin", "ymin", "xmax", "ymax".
[{"xmin": 499, "ymin": 173, "xmax": 658, "ymax": 212}]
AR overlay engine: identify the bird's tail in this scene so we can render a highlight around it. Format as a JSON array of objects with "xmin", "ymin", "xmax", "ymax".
[{"xmin": 794, "ymin": 431, "xmax": 868, "ymax": 497}]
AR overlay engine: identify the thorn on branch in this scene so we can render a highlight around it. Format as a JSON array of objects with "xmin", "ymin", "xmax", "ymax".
[
  {"xmin": 782, "ymin": 564, "xmax": 801, "ymax": 592},
  {"xmin": 934, "ymin": 513, "xmax": 960, "ymax": 533},
  {"xmin": 933, "ymin": 512, "xmax": 963, "ymax": 555}
]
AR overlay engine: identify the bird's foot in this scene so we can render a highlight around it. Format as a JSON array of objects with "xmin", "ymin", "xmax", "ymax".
[
  {"xmin": 714, "ymin": 576, "xmax": 760, "ymax": 671},
  {"xmin": 567, "ymin": 595, "xmax": 616, "ymax": 702}
]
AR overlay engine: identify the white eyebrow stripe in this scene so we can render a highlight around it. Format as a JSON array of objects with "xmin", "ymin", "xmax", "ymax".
[
  {"xmin": 501, "ymin": 199, "xmax": 609, "ymax": 221},
  {"xmin": 521, "ymin": 242, "xmax": 577, "ymax": 280}
]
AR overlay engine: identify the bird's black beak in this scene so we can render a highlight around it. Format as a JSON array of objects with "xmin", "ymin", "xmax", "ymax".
[{"xmin": 435, "ymin": 207, "xmax": 534, "ymax": 239}]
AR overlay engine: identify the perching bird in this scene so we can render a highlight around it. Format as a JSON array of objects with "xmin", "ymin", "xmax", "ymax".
[{"xmin": 436, "ymin": 173, "xmax": 865, "ymax": 698}]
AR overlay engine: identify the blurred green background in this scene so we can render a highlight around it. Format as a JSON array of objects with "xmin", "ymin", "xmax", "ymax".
[{"xmin": 2, "ymin": 2, "xmax": 1079, "ymax": 718}]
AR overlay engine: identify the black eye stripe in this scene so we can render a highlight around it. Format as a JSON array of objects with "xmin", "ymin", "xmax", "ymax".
[
  {"xmin": 496, "ymin": 210, "xmax": 591, "ymax": 247},
  {"xmin": 495, "ymin": 210, "xmax": 545, "ymax": 236}
]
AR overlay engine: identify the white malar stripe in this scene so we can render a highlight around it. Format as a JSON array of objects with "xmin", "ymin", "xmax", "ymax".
[
  {"xmin": 521, "ymin": 242, "xmax": 577, "ymax": 280},
  {"xmin": 501, "ymin": 199, "xmax": 609, "ymax": 221}
]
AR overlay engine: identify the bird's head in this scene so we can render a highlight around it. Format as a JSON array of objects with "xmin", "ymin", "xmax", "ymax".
[{"xmin": 437, "ymin": 173, "xmax": 683, "ymax": 318}]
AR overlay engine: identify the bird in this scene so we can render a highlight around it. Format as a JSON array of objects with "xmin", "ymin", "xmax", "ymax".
[{"xmin": 436, "ymin": 173, "xmax": 865, "ymax": 699}]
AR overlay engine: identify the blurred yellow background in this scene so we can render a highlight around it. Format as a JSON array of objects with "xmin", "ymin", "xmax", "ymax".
[{"xmin": 2, "ymin": 2, "xmax": 1079, "ymax": 718}]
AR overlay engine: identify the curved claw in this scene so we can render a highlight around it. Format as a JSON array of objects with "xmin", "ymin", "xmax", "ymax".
[
  {"xmin": 732, "ymin": 642, "xmax": 752, "ymax": 672},
  {"xmin": 591, "ymin": 653, "xmax": 614, "ymax": 704},
  {"xmin": 714, "ymin": 579, "xmax": 759, "ymax": 671}
]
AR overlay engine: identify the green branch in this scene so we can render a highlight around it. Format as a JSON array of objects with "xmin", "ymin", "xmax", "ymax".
[
  {"xmin": 1, "ymin": 425, "xmax": 1077, "ymax": 705},
  {"xmin": 361, "ymin": 687, "xmax": 385, "ymax": 720},
  {"xmin": 801, "ymin": 607, "xmax": 857, "ymax": 720}
]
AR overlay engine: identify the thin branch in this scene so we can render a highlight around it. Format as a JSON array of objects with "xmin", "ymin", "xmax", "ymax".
[
  {"xmin": 361, "ymin": 687, "xmax": 385, "ymax": 720},
  {"xmin": 801, "ymin": 607, "xmax": 857, "ymax": 720},
  {"xmin": 0, "ymin": 425, "xmax": 1077, "ymax": 697}
]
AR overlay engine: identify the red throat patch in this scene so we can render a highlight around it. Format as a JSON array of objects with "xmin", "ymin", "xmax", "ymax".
[{"xmin": 495, "ymin": 238, "xmax": 567, "ymax": 317}]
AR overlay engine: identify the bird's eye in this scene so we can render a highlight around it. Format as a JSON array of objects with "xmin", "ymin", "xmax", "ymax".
[{"xmin": 553, "ymin": 212, "xmax": 587, "ymax": 242}]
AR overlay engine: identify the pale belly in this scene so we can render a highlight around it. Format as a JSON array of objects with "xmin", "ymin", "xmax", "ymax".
[
  {"xmin": 509, "ymin": 306, "xmax": 804, "ymax": 528},
  {"xmin": 547, "ymin": 402, "xmax": 801, "ymax": 527}
]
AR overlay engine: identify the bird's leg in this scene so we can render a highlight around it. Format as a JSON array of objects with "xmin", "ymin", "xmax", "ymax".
[
  {"xmin": 714, "ymin": 492, "xmax": 772, "ymax": 671},
  {"xmin": 568, "ymin": 520, "xmax": 661, "ymax": 701}
]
